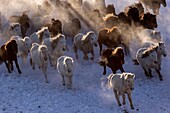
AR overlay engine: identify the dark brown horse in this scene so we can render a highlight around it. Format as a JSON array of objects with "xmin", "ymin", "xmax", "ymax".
[
  {"xmin": 99, "ymin": 47, "xmax": 125, "ymax": 75},
  {"xmin": 140, "ymin": 12, "xmax": 158, "ymax": 29},
  {"xmin": 0, "ymin": 40, "xmax": 22, "ymax": 74},
  {"xmin": 45, "ymin": 18, "xmax": 62, "ymax": 37}
]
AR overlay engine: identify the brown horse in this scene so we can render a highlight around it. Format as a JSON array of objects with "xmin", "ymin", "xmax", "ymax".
[
  {"xmin": 45, "ymin": 18, "xmax": 62, "ymax": 37},
  {"xmin": 0, "ymin": 40, "xmax": 22, "ymax": 74},
  {"xmin": 99, "ymin": 47, "xmax": 125, "ymax": 75},
  {"xmin": 140, "ymin": 12, "xmax": 157, "ymax": 29},
  {"xmin": 98, "ymin": 26, "xmax": 122, "ymax": 55}
]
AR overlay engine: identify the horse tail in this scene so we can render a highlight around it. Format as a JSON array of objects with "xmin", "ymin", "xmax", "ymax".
[
  {"xmin": 98, "ymin": 58, "xmax": 107, "ymax": 66},
  {"xmin": 132, "ymin": 58, "xmax": 139, "ymax": 65}
]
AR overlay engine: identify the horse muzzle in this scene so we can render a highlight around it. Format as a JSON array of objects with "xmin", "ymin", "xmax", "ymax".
[
  {"xmin": 63, "ymin": 48, "xmax": 66, "ymax": 51},
  {"xmin": 44, "ymin": 57, "xmax": 48, "ymax": 61},
  {"xmin": 154, "ymin": 61, "xmax": 158, "ymax": 64},
  {"xmin": 163, "ymin": 54, "xmax": 167, "ymax": 57},
  {"xmin": 94, "ymin": 43, "xmax": 98, "ymax": 47},
  {"xmin": 130, "ymin": 87, "xmax": 134, "ymax": 90}
]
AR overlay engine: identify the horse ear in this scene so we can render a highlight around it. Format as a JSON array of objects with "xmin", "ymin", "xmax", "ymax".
[
  {"xmin": 51, "ymin": 18, "xmax": 55, "ymax": 23},
  {"xmin": 159, "ymin": 42, "xmax": 164, "ymax": 46},
  {"xmin": 124, "ymin": 73, "xmax": 135, "ymax": 80}
]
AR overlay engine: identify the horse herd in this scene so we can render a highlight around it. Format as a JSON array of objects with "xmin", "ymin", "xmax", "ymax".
[{"xmin": 0, "ymin": 0, "xmax": 168, "ymax": 110}]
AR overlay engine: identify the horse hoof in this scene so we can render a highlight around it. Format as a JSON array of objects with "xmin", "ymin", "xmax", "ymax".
[
  {"xmin": 160, "ymin": 78, "xmax": 163, "ymax": 81},
  {"xmin": 63, "ymin": 84, "xmax": 65, "ymax": 86},
  {"xmin": 90, "ymin": 57, "xmax": 94, "ymax": 60},
  {"xmin": 131, "ymin": 107, "xmax": 134, "ymax": 110}
]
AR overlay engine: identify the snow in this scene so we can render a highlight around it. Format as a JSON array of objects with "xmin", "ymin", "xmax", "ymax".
[{"xmin": 0, "ymin": 0, "xmax": 170, "ymax": 113}]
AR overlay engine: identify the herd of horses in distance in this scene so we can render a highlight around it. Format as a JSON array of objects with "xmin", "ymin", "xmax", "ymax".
[{"xmin": 0, "ymin": 0, "xmax": 168, "ymax": 110}]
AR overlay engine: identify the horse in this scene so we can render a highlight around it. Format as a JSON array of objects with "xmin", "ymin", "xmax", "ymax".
[
  {"xmin": 135, "ymin": 44, "xmax": 164, "ymax": 81},
  {"xmin": 0, "ymin": 39, "xmax": 22, "ymax": 74},
  {"xmin": 97, "ymin": 26, "xmax": 124, "ymax": 55},
  {"xmin": 105, "ymin": 4, "xmax": 116, "ymax": 15},
  {"xmin": 30, "ymin": 43, "xmax": 49, "ymax": 83},
  {"xmin": 108, "ymin": 72, "xmax": 135, "ymax": 109},
  {"xmin": 141, "ymin": 42, "xmax": 167, "ymax": 70},
  {"xmin": 74, "ymin": 31, "xmax": 98, "ymax": 60},
  {"xmin": 99, "ymin": 47, "xmax": 125, "ymax": 75},
  {"xmin": 30, "ymin": 27, "xmax": 51, "ymax": 44},
  {"xmin": 42, "ymin": 34, "xmax": 67, "ymax": 69},
  {"xmin": 2, "ymin": 23, "xmax": 22, "ymax": 41},
  {"xmin": 9, "ymin": 13, "xmax": 30, "ymax": 37},
  {"xmin": 11, "ymin": 36, "xmax": 32, "ymax": 63},
  {"xmin": 44, "ymin": 18, "xmax": 62, "ymax": 37},
  {"xmin": 140, "ymin": 12, "xmax": 158, "ymax": 29},
  {"xmin": 103, "ymin": 14, "xmax": 119, "ymax": 28},
  {"xmin": 139, "ymin": 0, "xmax": 167, "ymax": 15},
  {"xmin": 57, "ymin": 56, "xmax": 75, "ymax": 89}
]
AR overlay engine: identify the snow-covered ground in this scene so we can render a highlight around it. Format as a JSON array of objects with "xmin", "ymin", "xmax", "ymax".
[{"xmin": 0, "ymin": 0, "xmax": 170, "ymax": 113}]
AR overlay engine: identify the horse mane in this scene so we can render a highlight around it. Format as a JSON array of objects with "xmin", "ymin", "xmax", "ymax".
[
  {"xmin": 82, "ymin": 31, "xmax": 94, "ymax": 45},
  {"xmin": 10, "ymin": 23, "xmax": 20, "ymax": 30},
  {"xmin": 51, "ymin": 34, "xmax": 65, "ymax": 50},
  {"xmin": 112, "ymin": 47, "xmax": 124, "ymax": 56},
  {"xmin": 37, "ymin": 27, "xmax": 49, "ymax": 43},
  {"xmin": 103, "ymin": 13, "xmax": 118, "ymax": 21},
  {"xmin": 141, "ymin": 45, "xmax": 158, "ymax": 58}
]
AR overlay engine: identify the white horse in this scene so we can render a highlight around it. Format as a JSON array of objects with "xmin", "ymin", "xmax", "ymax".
[
  {"xmin": 140, "ymin": 29, "xmax": 162, "ymax": 43},
  {"xmin": 30, "ymin": 27, "xmax": 50, "ymax": 44},
  {"xmin": 74, "ymin": 31, "xmax": 98, "ymax": 60},
  {"xmin": 42, "ymin": 34, "xmax": 66, "ymax": 69},
  {"xmin": 11, "ymin": 36, "xmax": 32, "ymax": 63},
  {"xmin": 108, "ymin": 72, "xmax": 135, "ymax": 109},
  {"xmin": 57, "ymin": 56, "xmax": 75, "ymax": 89},
  {"xmin": 2, "ymin": 23, "xmax": 22, "ymax": 41},
  {"xmin": 30, "ymin": 43, "xmax": 49, "ymax": 83},
  {"xmin": 141, "ymin": 42, "xmax": 167, "ymax": 70},
  {"xmin": 136, "ymin": 44, "xmax": 163, "ymax": 81}
]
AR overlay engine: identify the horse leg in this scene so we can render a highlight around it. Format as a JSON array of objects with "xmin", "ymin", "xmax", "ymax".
[
  {"xmin": 90, "ymin": 49, "xmax": 94, "ymax": 60},
  {"xmin": 67, "ymin": 76, "xmax": 72, "ymax": 89},
  {"xmin": 99, "ymin": 43, "xmax": 102, "ymax": 55},
  {"xmin": 4, "ymin": 61, "xmax": 11, "ymax": 73},
  {"xmin": 103, "ymin": 65, "xmax": 107, "ymax": 75},
  {"xmin": 127, "ymin": 92, "xmax": 134, "ymax": 109},
  {"xmin": 113, "ymin": 89, "xmax": 121, "ymax": 106},
  {"xmin": 61, "ymin": 75, "xmax": 65, "ymax": 86},
  {"xmin": 122, "ymin": 93, "xmax": 126, "ymax": 105},
  {"xmin": 14, "ymin": 59, "xmax": 22, "ymax": 74},
  {"xmin": 142, "ymin": 67, "xmax": 149, "ymax": 77},
  {"xmin": 42, "ymin": 65, "xmax": 48, "ymax": 83},
  {"xmin": 83, "ymin": 52, "xmax": 89, "ymax": 60},
  {"xmin": 74, "ymin": 45, "xmax": 79, "ymax": 59},
  {"xmin": 49, "ymin": 55, "xmax": 53, "ymax": 67},
  {"xmin": 119, "ymin": 66, "xmax": 125, "ymax": 73},
  {"xmin": 148, "ymin": 68, "xmax": 153, "ymax": 78},
  {"xmin": 9, "ymin": 61, "xmax": 14, "ymax": 71},
  {"xmin": 30, "ymin": 58, "xmax": 35, "ymax": 70},
  {"xmin": 155, "ymin": 69, "xmax": 163, "ymax": 81}
]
